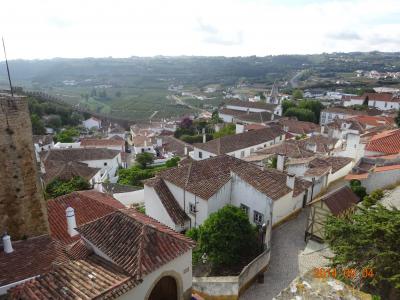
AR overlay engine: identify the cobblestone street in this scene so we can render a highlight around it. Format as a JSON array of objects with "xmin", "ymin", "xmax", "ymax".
[{"xmin": 241, "ymin": 210, "xmax": 309, "ymax": 300}]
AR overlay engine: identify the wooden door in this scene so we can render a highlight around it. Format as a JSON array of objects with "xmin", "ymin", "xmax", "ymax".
[{"xmin": 148, "ymin": 276, "xmax": 178, "ymax": 300}]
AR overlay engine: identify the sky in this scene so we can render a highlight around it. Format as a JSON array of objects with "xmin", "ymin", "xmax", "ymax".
[{"xmin": 1, "ymin": 0, "xmax": 400, "ymax": 59}]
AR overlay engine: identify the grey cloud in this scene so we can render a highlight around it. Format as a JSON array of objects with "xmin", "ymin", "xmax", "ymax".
[
  {"xmin": 326, "ymin": 31, "xmax": 361, "ymax": 41},
  {"xmin": 368, "ymin": 34, "xmax": 400, "ymax": 45}
]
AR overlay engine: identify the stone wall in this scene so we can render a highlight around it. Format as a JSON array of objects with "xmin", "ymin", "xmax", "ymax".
[
  {"xmin": 192, "ymin": 248, "xmax": 270, "ymax": 299},
  {"xmin": 0, "ymin": 96, "xmax": 49, "ymax": 239}
]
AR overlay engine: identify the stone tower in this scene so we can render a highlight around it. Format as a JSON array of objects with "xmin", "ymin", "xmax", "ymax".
[{"xmin": 0, "ymin": 94, "xmax": 49, "ymax": 239}]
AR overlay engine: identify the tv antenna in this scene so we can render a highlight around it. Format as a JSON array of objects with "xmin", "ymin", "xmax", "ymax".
[{"xmin": 2, "ymin": 37, "xmax": 13, "ymax": 96}]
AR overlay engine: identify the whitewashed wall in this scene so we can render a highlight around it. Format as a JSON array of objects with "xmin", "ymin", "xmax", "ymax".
[
  {"xmin": 114, "ymin": 189, "xmax": 145, "ymax": 207},
  {"xmin": 327, "ymin": 161, "xmax": 353, "ymax": 185},
  {"xmin": 271, "ymin": 192, "xmax": 298, "ymax": 225},
  {"xmin": 361, "ymin": 169, "xmax": 400, "ymax": 193},
  {"xmin": 117, "ymin": 251, "xmax": 192, "ymax": 300},
  {"xmin": 368, "ymin": 100, "xmax": 400, "ymax": 111},
  {"xmin": 144, "ymin": 185, "xmax": 176, "ymax": 230}
]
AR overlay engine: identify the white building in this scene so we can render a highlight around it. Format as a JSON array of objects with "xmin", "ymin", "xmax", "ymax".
[
  {"xmin": 320, "ymin": 107, "xmax": 367, "ymax": 125},
  {"xmin": 365, "ymin": 92, "xmax": 400, "ymax": 111},
  {"xmin": 40, "ymin": 148, "xmax": 123, "ymax": 183},
  {"xmin": 144, "ymin": 155, "xmax": 312, "ymax": 236},
  {"xmin": 82, "ymin": 117, "xmax": 102, "ymax": 129},
  {"xmin": 192, "ymin": 127, "xmax": 285, "ymax": 160}
]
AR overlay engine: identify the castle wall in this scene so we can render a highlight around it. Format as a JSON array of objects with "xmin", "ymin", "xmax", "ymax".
[{"xmin": 0, "ymin": 96, "xmax": 49, "ymax": 239}]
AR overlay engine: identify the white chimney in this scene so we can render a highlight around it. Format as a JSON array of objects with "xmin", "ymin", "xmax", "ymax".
[
  {"xmin": 320, "ymin": 125, "xmax": 325, "ymax": 134},
  {"xmin": 156, "ymin": 138, "xmax": 162, "ymax": 147},
  {"xmin": 236, "ymin": 124, "xmax": 245, "ymax": 134},
  {"xmin": 144, "ymin": 139, "xmax": 148, "ymax": 147},
  {"xmin": 184, "ymin": 146, "xmax": 188, "ymax": 156},
  {"xmin": 203, "ymin": 133, "xmax": 206, "ymax": 143},
  {"xmin": 306, "ymin": 143, "xmax": 317, "ymax": 153},
  {"xmin": 286, "ymin": 173, "xmax": 295, "ymax": 189},
  {"xmin": 276, "ymin": 154, "xmax": 285, "ymax": 171},
  {"xmin": 2, "ymin": 234, "xmax": 13, "ymax": 254},
  {"xmin": 66, "ymin": 207, "xmax": 78, "ymax": 237}
]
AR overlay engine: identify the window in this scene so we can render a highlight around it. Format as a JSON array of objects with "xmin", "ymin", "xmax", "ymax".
[
  {"xmin": 198, "ymin": 151, "xmax": 203, "ymax": 159},
  {"xmin": 189, "ymin": 203, "xmax": 196, "ymax": 214},
  {"xmin": 104, "ymin": 162, "xmax": 108, "ymax": 166},
  {"xmin": 240, "ymin": 204, "xmax": 249, "ymax": 216},
  {"xmin": 240, "ymin": 151, "xmax": 245, "ymax": 158},
  {"xmin": 253, "ymin": 210, "xmax": 264, "ymax": 225},
  {"xmin": 385, "ymin": 102, "xmax": 388, "ymax": 108}
]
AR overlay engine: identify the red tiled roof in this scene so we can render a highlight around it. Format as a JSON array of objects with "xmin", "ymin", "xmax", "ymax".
[
  {"xmin": 194, "ymin": 127, "xmax": 285, "ymax": 155},
  {"xmin": 42, "ymin": 160, "xmax": 100, "ymax": 184},
  {"xmin": 318, "ymin": 186, "xmax": 359, "ymax": 216},
  {"xmin": 148, "ymin": 155, "xmax": 304, "ymax": 201},
  {"xmin": 0, "ymin": 235, "xmax": 67, "ymax": 286},
  {"xmin": 47, "ymin": 190, "xmax": 124, "ymax": 244},
  {"xmin": 375, "ymin": 164, "xmax": 400, "ymax": 172},
  {"xmin": 76, "ymin": 209, "xmax": 195, "ymax": 277},
  {"xmin": 41, "ymin": 148, "xmax": 120, "ymax": 162},
  {"xmin": 349, "ymin": 115, "xmax": 394, "ymax": 127},
  {"xmin": 245, "ymin": 124, "xmax": 267, "ymax": 131},
  {"xmin": 8, "ymin": 254, "xmax": 133, "ymax": 300},
  {"xmin": 278, "ymin": 119, "xmax": 321, "ymax": 135},
  {"xmin": 365, "ymin": 129, "xmax": 400, "ymax": 154},
  {"xmin": 81, "ymin": 138, "xmax": 125, "ymax": 148},
  {"xmin": 345, "ymin": 173, "xmax": 369, "ymax": 180},
  {"xmin": 147, "ymin": 177, "xmax": 190, "ymax": 225},
  {"xmin": 363, "ymin": 92, "xmax": 400, "ymax": 103}
]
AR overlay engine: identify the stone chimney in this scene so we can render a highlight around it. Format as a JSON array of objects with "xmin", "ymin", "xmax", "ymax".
[
  {"xmin": 2, "ymin": 234, "xmax": 13, "ymax": 254},
  {"xmin": 66, "ymin": 207, "xmax": 78, "ymax": 237},
  {"xmin": 286, "ymin": 173, "xmax": 295, "ymax": 189},
  {"xmin": 276, "ymin": 154, "xmax": 286, "ymax": 171}
]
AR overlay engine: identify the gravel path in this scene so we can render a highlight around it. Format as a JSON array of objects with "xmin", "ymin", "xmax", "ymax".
[{"xmin": 241, "ymin": 209, "xmax": 309, "ymax": 300}]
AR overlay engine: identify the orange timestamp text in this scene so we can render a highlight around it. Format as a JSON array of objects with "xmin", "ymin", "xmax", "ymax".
[{"xmin": 313, "ymin": 267, "xmax": 374, "ymax": 279}]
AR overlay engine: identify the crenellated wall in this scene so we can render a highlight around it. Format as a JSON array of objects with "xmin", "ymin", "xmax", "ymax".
[{"xmin": 0, "ymin": 95, "xmax": 49, "ymax": 239}]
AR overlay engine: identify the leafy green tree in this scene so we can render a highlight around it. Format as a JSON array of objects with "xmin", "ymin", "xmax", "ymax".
[
  {"xmin": 211, "ymin": 110, "xmax": 223, "ymax": 124},
  {"xmin": 350, "ymin": 180, "xmax": 367, "ymax": 200},
  {"xmin": 31, "ymin": 113, "xmax": 46, "ymax": 135},
  {"xmin": 45, "ymin": 176, "xmax": 90, "ymax": 198},
  {"xmin": 267, "ymin": 156, "xmax": 277, "ymax": 169},
  {"xmin": 324, "ymin": 205, "xmax": 400, "ymax": 299},
  {"xmin": 54, "ymin": 127, "xmax": 80, "ymax": 143},
  {"xmin": 298, "ymin": 100, "xmax": 325, "ymax": 122},
  {"xmin": 165, "ymin": 157, "xmax": 180, "ymax": 168},
  {"xmin": 284, "ymin": 107, "xmax": 315, "ymax": 122},
  {"xmin": 363, "ymin": 189, "xmax": 384, "ymax": 208},
  {"xmin": 213, "ymin": 123, "xmax": 236, "ymax": 139},
  {"xmin": 135, "ymin": 152, "xmax": 154, "ymax": 168},
  {"xmin": 292, "ymin": 89, "xmax": 303, "ymax": 100},
  {"xmin": 188, "ymin": 205, "xmax": 258, "ymax": 268},
  {"xmin": 46, "ymin": 115, "xmax": 62, "ymax": 129},
  {"xmin": 282, "ymin": 100, "xmax": 297, "ymax": 115}
]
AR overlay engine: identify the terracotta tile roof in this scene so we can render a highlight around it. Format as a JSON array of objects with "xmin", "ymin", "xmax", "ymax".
[
  {"xmin": 0, "ymin": 235, "xmax": 67, "ymax": 286},
  {"xmin": 76, "ymin": 209, "xmax": 195, "ymax": 277},
  {"xmin": 132, "ymin": 135, "xmax": 154, "ymax": 147},
  {"xmin": 293, "ymin": 178, "xmax": 312, "ymax": 197},
  {"xmin": 322, "ymin": 107, "xmax": 367, "ymax": 115},
  {"xmin": 102, "ymin": 183, "xmax": 141, "ymax": 194},
  {"xmin": 349, "ymin": 115, "xmax": 394, "ymax": 127},
  {"xmin": 42, "ymin": 160, "xmax": 100, "ymax": 184},
  {"xmin": 253, "ymin": 140, "xmax": 315, "ymax": 159},
  {"xmin": 8, "ymin": 254, "xmax": 133, "ymax": 300},
  {"xmin": 375, "ymin": 164, "xmax": 400, "ymax": 172},
  {"xmin": 225, "ymin": 99, "xmax": 278, "ymax": 111},
  {"xmin": 324, "ymin": 157, "xmax": 353, "ymax": 173},
  {"xmin": 345, "ymin": 173, "xmax": 369, "ymax": 180},
  {"xmin": 47, "ymin": 191, "xmax": 124, "ymax": 244},
  {"xmin": 245, "ymin": 124, "xmax": 267, "ymax": 131},
  {"xmin": 220, "ymin": 108, "xmax": 275, "ymax": 123},
  {"xmin": 296, "ymin": 135, "xmax": 339, "ymax": 154},
  {"xmin": 158, "ymin": 135, "xmax": 193, "ymax": 156},
  {"xmin": 81, "ymin": 138, "xmax": 125, "ymax": 148},
  {"xmin": 278, "ymin": 119, "xmax": 321, "ymax": 135},
  {"xmin": 194, "ymin": 127, "xmax": 285, "ymax": 155},
  {"xmin": 149, "ymin": 155, "xmax": 299, "ymax": 201},
  {"xmin": 318, "ymin": 186, "xmax": 359, "ymax": 216},
  {"xmin": 147, "ymin": 177, "xmax": 190, "ymax": 225},
  {"xmin": 41, "ymin": 148, "xmax": 120, "ymax": 162},
  {"xmin": 363, "ymin": 92, "xmax": 400, "ymax": 103},
  {"xmin": 109, "ymin": 135, "xmax": 125, "ymax": 140},
  {"xmin": 365, "ymin": 129, "xmax": 400, "ymax": 154}
]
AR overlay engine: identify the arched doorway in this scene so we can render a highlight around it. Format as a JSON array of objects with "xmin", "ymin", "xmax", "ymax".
[{"xmin": 148, "ymin": 276, "xmax": 178, "ymax": 300}]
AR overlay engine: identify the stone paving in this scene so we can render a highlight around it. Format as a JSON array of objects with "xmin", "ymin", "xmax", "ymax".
[{"xmin": 241, "ymin": 209, "xmax": 310, "ymax": 300}]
